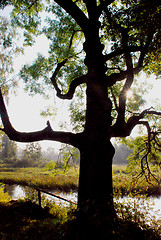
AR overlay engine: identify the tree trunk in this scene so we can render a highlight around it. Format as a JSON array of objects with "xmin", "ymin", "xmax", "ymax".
[
  {"xmin": 78, "ymin": 136, "xmax": 115, "ymax": 209},
  {"xmin": 77, "ymin": 133, "xmax": 116, "ymax": 239},
  {"xmin": 75, "ymin": 29, "xmax": 117, "ymax": 237},
  {"xmin": 76, "ymin": 78, "xmax": 116, "ymax": 238}
]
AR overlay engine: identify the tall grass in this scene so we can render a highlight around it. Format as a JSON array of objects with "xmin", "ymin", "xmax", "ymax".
[
  {"xmin": 0, "ymin": 165, "xmax": 160, "ymax": 196},
  {"xmin": 0, "ymin": 167, "xmax": 78, "ymax": 192}
]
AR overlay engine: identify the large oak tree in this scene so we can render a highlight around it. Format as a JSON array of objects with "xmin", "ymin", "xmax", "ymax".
[{"xmin": 0, "ymin": 0, "xmax": 161, "ymax": 237}]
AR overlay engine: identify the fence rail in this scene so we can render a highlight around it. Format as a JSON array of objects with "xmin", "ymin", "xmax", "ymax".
[{"xmin": 34, "ymin": 187, "xmax": 77, "ymax": 207}]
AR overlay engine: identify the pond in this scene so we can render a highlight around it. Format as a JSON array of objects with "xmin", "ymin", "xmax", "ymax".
[
  {"xmin": 4, "ymin": 184, "xmax": 77, "ymax": 205},
  {"xmin": 3, "ymin": 184, "xmax": 161, "ymax": 221}
]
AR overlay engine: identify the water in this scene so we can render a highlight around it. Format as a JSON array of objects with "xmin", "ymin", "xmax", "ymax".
[
  {"xmin": 4, "ymin": 184, "xmax": 26, "ymax": 199},
  {"xmin": 3, "ymin": 184, "xmax": 161, "ymax": 220},
  {"xmin": 4, "ymin": 184, "xmax": 77, "ymax": 205},
  {"xmin": 116, "ymin": 196, "xmax": 161, "ymax": 221}
]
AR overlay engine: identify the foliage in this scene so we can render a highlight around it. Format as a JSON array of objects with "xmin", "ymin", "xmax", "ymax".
[
  {"xmin": 0, "ymin": 134, "xmax": 17, "ymax": 164},
  {"xmin": 58, "ymin": 144, "xmax": 80, "ymax": 169},
  {"xmin": 45, "ymin": 144, "xmax": 80, "ymax": 176},
  {"xmin": 44, "ymin": 160, "xmax": 62, "ymax": 176},
  {"xmin": 0, "ymin": 197, "xmax": 160, "ymax": 239},
  {"xmin": 0, "ymin": 183, "xmax": 11, "ymax": 203},
  {"xmin": 1, "ymin": 0, "xmax": 160, "ymax": 152},
  {"xmin": 123, "ymin": 130, "xmax": 161, "ymax": 182},
  {"xmin": 0, "ymin": 16, "xmax": 23, "ymax": 96},
  {"xmin": 0, "ymin": 199, "xmax": 76, "ymax": 240},
  {"xmin": 23, "ymin": 186, "xmax": 76, "ymax": 220},
  {"xmin": 69, "ymin": 86, "xmax": 86, "ymax": 132},
  {"xmin": 0, "ymin": 165, "xmax": 161, "ymax": 197},
  {"xmin": 114, "ymin": 196, "xmax": 161, "ymax": 238},
  {"xmin": 15, "ymin": 142, "xmax": 43, "ymax": 167}
]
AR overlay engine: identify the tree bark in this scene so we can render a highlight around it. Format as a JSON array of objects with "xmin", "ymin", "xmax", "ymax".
[
  {"xmin": 77, "ymin": 131, "xmax": 116, "ymax": 239},
  {"xmin": 78, "ymin": 135, "xmax": 115, "ymax": 209}
]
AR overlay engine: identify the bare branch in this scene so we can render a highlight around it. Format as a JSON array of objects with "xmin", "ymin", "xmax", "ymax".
[
  {"xmin": 137, "ymin": 121, "xmax": 151, "ymax": 142},
  {"xmin": 0, "ymin": 88, "xmax": 79, "ymax": 147},
  {"xmin": 125, "ymin": 108, "xmax": 161, "ymax": 135}
]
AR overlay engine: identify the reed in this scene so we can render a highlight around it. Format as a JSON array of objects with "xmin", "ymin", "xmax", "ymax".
[{"xmin": 0, "ymin": 165, "xmax": 160, "ymax": 196}]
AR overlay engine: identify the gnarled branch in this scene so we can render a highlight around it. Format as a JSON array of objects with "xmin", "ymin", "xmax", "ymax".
[
  {"xmin": 0, "ymin": 88, "xmax": 79, "ymax": 147},
  {"xmin": 110, "ymin": 107, "xmax": 161, "ymax": 138},
  {"xmin": 51, "ymin": 73, "xmax": 87, "ymax": 100},
  {"xmin": 107, "ymin": 50, "xmax": 145, "ymax": 87}
]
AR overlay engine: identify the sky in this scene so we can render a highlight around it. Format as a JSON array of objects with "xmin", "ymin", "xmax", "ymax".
[
  {"xmin": 0, "ymin": 6, "xmax": 72, "ymax": 150},
  {"xmin": 0, "ymin": 5, "xmax": 161, "ymax": 151}
]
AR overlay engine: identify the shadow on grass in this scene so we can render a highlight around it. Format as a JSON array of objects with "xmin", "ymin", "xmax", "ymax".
[{"xmin": 0, "ymin": 200, "xmax": 160, "ymax": 240}]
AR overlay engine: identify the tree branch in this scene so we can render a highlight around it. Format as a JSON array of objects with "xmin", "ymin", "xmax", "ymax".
[
  {"xmin": 104, "ymin": 46, "xmax": 144, "ymax": 62},
  {"xmin": 115, "ymin": 29, "xmax": 134, "ymax": 124},
  {"xmin": 110, "ymin": 107, "xmax": 161, "ymax": 138},
  {"xmin": 51, "ymin": 73, "xmax": 87, "ymax": 100},
  {"xmin": 135, "ymin": 120, "xmax": 160, "ymax": 182},
  {"xmin": 109, "ymin": 87, "xmax": 118, "ymax": 111},
  {"xmin": 48, "ymin": 28, "xmax": 87, "ymax": 100},
  {"xmin": 54, "ymin": 0, "xmax": 89, "ymax": 34},
  {"xmin": 0, "ymin": 88, "xmax": 79, "ymax": 147},
  {"xmin": 107, "ymin": 61, "xmax": 144, "ymax": 87}
]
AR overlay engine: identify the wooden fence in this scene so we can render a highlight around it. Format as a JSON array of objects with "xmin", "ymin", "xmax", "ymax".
[{"xmin": 34, "ymin": 187, "xmax": 77, "ymax": 207}]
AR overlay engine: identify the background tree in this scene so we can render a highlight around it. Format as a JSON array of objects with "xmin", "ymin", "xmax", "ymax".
[
  {"xmin": 0, "ymin": 16, "xmax": 22, "ymax": 96},
  {"xmin": 124, "ymin": 113, "xmax": 161, "ymax": 180},
  {"xmin": 0, "ymin": 134, "xmax": 17, "ymax": 164},
  {"xmin": 0, "ymin": 0, "xmax": 161, "ymax": 237},
  {"xmin": 18, "ymin": 142, "xmax": 42, "ymax": 167}
]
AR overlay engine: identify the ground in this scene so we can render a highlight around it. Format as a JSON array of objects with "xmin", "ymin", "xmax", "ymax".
[{"xmin": 0, "ymin": 200, "xmax": 160, "ymax": 240}]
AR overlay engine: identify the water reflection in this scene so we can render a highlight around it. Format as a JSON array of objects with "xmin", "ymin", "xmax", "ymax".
[
  {"xmin": 4, "ymin": 184, "xmax": 26, "ymax": 199},
  {"xmin": 4, "ymin": 184, "xmax": 77, "ymax": 205},
  {"xmin": 3, "ymin": 184, "xmax": 161, "ymax": 220}
]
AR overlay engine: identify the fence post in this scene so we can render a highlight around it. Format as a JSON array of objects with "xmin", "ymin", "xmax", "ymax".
[{"xmin": 38, "ymin": 189, "xmax": 41, "ymax": 208}]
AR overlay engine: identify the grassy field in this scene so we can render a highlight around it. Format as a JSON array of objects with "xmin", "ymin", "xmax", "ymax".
[
  {"xmin": 0, "ymin": 166, "xmax": 79, "ymax": 192},
  {"xmin": 0, "ymin": 164, "xmax": 160, "ymax": 196}
]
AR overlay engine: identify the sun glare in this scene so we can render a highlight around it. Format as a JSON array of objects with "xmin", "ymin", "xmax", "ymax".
[{"xmin": 126, "ymin": 89, "xmax": 133, "ymax": 99}]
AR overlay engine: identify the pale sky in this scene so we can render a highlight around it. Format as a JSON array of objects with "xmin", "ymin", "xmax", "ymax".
[{"xmin": 1, "ymin": 5, "xmax": 161, "ymax": 151}]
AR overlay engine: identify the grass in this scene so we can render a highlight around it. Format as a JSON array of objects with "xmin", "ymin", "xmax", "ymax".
[
  {"xmin": 112, "ymin": 165, "xmax": 161, "ymax": 197},
  {"xmin": 0, "ymin": 167, "xmax": 78, "ymax": 192},
  {"xmin": 0, "ymin": 165, "xmax": 161, "ymax": 196}
]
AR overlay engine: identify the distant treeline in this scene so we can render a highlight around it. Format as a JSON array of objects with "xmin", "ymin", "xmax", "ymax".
[
  {"xmin": 113, "ymin": 143, "xmax": 132, "ymax": 165},
  {"xmin": 0, "ymin": 134, "xmax": 132, "ymax": 167}
]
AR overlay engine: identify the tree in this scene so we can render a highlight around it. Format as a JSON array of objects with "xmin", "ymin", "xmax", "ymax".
[
  {"xmin": 20, "ymin": 142, "xmax": 42, "ymax": 167},
  {"xmin": 124, "ymin": 114, "xmax": 161, "ymax": 180},
  {"xmin": 1, "ymin": 134, "xmax": 17, "ymax": 164},
  {"xmin": 0, "ymin": 16, "xmax": 22, "ymax": 96},
  {"xmin": 0, "ymin": 0, "xmax": 161, "ymax": 237}
]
